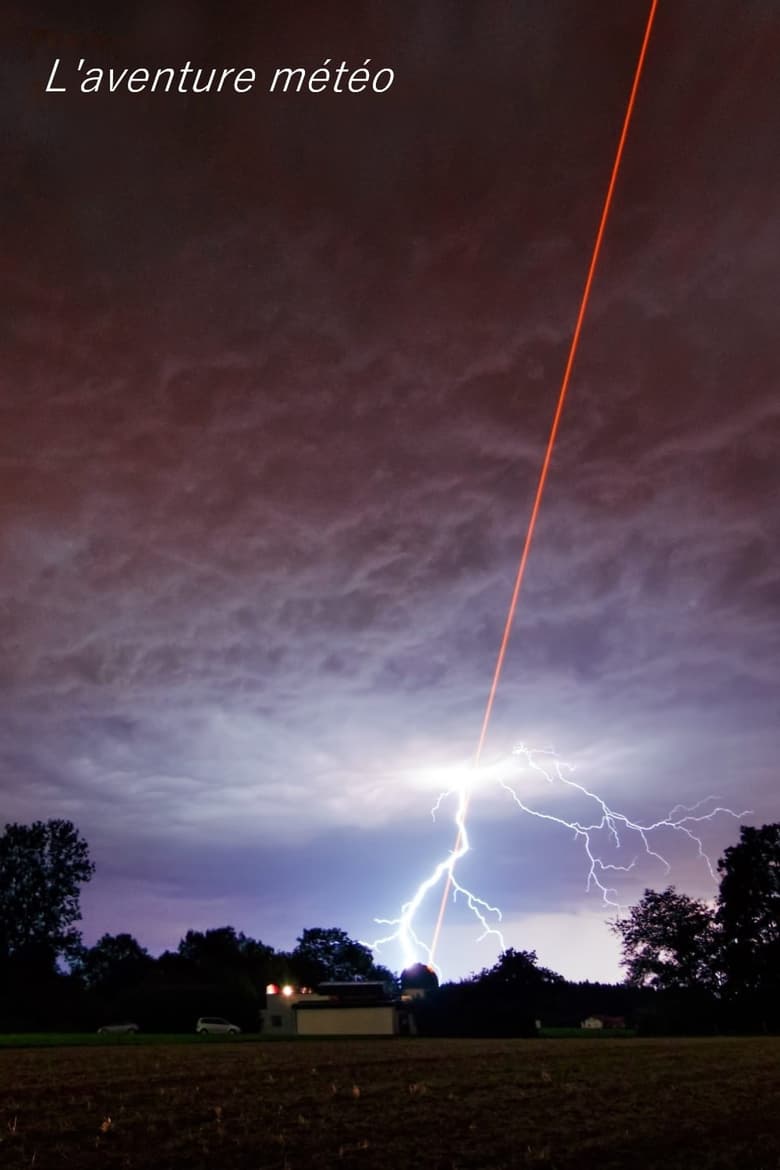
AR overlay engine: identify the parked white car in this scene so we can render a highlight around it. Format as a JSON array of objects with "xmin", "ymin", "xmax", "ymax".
[
  {"xmin": 196, "ymin": 1016, "xmax": 241, "ymax": 1035},
  {"xmin": 97, "ymin": 1022, "xmax": 140, "ymax": 1034}
]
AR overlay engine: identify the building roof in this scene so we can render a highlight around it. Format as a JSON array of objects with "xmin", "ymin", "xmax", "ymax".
[{"xmin": 294, "ymin": 1000, "xmax": 396, "ymax": 1012}]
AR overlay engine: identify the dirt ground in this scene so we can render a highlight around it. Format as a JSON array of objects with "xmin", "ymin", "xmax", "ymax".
[{"xmin": 2, "ymin": 1035, "xmax": 779, "ymax": 1169}]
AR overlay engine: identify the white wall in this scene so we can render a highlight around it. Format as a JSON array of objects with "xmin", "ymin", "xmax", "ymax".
[{"xmin": 295, "ymin": 1006, "xmax": 397, "ymax": 1036}]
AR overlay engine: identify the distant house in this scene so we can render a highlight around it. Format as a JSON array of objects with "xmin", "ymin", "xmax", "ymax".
[
  {"xmin": 581, "ymin": 1014, "xmax": 626, "ymax": 1030},
  {"xmin": 581, "ymin": 1016, "xmax": 604, "ymax": 1029},
  {"xmin": 262, "ymin": 981, "xmax": 416, "ymax": 1037}
]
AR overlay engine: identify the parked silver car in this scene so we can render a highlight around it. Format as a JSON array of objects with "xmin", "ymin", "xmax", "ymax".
[
  {"xmin": 97, "ymin": 1022, "xmax": 140, "ymax": 1034},
  {"xmin": 196, "ymin": 1016, "xmax": 241, "ymax": 1035}
]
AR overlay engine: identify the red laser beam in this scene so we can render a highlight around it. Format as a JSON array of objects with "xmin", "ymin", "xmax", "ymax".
[{"xmin": 429, "ymin": 0, "xmax": 660, "ymax": 967}]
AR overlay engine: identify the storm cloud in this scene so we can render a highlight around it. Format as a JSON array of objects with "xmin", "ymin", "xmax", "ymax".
[{"xmin": 1, "ymin": 0, "xmax": 778, "ymax": 980}]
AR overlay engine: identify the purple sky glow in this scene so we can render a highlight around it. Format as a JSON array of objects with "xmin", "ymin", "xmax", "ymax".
[{"xmin": 2, "ymin": 1, "xmax": 778, "ymax": 982}]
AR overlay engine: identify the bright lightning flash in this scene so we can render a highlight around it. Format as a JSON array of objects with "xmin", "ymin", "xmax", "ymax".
[
  {"xmin": 370, "ymin": 772, "xmax": 504, "ymax": 972},
  {"xmin": 369, "ymin": 745, "xmax": 750, "ymax": 975}
]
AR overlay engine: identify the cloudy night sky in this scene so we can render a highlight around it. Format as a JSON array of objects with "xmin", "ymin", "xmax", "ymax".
[{"xmin": 2, "ymin": 2, "xmax": 778, "ymax": 982}]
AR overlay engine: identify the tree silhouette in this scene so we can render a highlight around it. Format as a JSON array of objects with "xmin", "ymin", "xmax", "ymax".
[
  {"xmin": 290, "ymin": 927, "xmax": 376, "ymax": 985},
  {"xmin": 76, "ymin": 933, "xmax": 153, "ymax": 994},
  {"xmin": 611, "ymin": 887, "xmax": 719, "ymax": 992},
  {"xmin": 0, "ymin": 819, "xmax": 94, "ymax": 971},
  {"xmin": 478, "ymin": 948, "xmax": 565, "ymax": 992},
  {"xmin": 717, "ymin": 823, "xmax": 780, "ymax": 1018}
]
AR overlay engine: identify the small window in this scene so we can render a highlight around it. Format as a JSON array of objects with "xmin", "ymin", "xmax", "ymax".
[{"xmin": 271, "ymin": 1015, "xmax": 283, "ymax": 1027}]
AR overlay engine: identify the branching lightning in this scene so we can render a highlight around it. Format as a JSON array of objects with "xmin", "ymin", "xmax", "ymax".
[
  {"xmin": 371, "ymin": 1, "xmax": 665, "ymax": 973},
  {"xmin": 369, "ymin": 2, "xmax": 745, "ymax": 980},
  {"xmin": 369, "ymin": 745, "xmax": 750, "ymax": 974},
  {"xmin": 370, "ymin": 775, "xmax": 504, "ymax": 972},
  {"xmin": 422, "ymin": 0, "xmax": 662, "ymax": 967}
]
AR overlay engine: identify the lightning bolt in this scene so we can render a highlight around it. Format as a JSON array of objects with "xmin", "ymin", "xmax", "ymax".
[
  {"xmin": 369, "ymin": 744, "xmax": 750, "ymax": 976},
  {"xmin": 424, "ymin": 0, "xmax": 662, "ymax": 964},
  {"xmin": 369, "ymin": 776, "xmax": 505, "ymax": 973},
  {"xmin": 368, "ymin": 1, "xmax": 730, "ymax": 981}
]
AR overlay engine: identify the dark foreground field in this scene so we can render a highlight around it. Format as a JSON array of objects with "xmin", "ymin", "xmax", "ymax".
[{"xmin": 2, "ymin": 1036, "xmax": 779, "ymax": 1169}]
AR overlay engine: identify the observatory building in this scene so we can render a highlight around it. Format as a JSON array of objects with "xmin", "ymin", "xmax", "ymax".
[{"xmin": 262, "ymin": 978, "xmax": 424, "ymax": 1036}]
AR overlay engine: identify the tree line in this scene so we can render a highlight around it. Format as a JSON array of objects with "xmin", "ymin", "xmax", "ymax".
[
  {"xmin": 0, "ymin": 818, "xmax": 777, "ymax": 1034},
  {"xmin": 610, "ymin": 823, "xmax": 780, "ymax": 1033},
  {"xmin": 0, "ymin": 819, "xmax": 395, "ymax": 1031}
]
